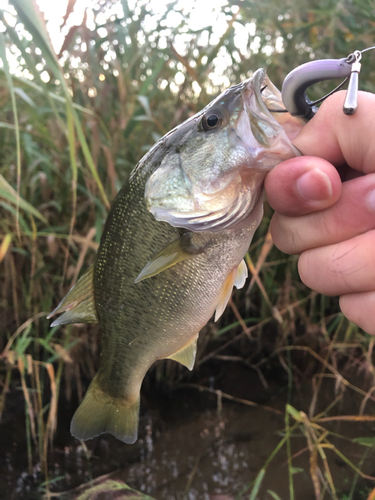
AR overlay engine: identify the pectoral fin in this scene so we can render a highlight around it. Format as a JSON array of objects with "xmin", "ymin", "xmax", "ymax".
[
  {"xmin": 48, "ymin": 264, "xmax": 98, "ymax": 326},
  {"xmin": 167, "ymin": 336, "xmax": 197, "ymax": 370},
  {"xmin": 135, "ymin": 235, "xmax": 199, "ymax": 283},
  {"xmin": 214, "ymin": 259, "xmax": 248, "ymax": 321}
]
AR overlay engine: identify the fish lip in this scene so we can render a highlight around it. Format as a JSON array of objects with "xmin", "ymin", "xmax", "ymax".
[
  {"xmin": 242, "ymin": 68, "xmax": 270, "ymax": 116},
  {"xmin": 238, "ymin": 68, "xmax": 287, "ymax": 156},
  {"xmin": 241, "ymin": 68, "xmax": 284, "ymax": 139}
]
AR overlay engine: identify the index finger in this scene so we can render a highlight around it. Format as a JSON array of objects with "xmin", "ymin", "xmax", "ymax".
[{"xmin": 294, "ymin": 90, "xmax": 375, "ymax": 173}]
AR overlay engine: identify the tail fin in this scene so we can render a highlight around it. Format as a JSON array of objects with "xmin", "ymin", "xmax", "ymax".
[{"xmin": 70, "ymin": 375, "xmax": 140, "ymax": 444}]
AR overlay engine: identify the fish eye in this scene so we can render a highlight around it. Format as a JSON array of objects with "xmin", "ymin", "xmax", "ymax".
[{"xmin": 201, "ymin": 110, "xmax": 223, "ymax": 131}]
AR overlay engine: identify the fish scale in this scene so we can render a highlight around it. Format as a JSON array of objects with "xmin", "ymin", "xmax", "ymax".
[{"xmin": 49, "ymin": 69, "xmax": 304, "ymax": 443}]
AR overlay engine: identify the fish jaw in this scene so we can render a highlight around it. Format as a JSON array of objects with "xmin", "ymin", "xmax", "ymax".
[{"xmin": 145, "ymin": 69, "xmax": 302, "ymax": 232}]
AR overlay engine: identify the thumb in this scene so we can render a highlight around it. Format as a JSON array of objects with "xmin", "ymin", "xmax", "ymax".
[{"xmin": 265, "ymin": 156, "xmax": 341, "ymax": 217}]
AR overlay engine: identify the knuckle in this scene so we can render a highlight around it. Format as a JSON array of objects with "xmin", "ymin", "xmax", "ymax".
[{"xmin": 270, "ymin": 215, "xmax": 303, "ymax": 255}]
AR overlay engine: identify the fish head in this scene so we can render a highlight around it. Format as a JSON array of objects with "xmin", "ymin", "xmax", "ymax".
[{"xmin": 145, "ymin": 68, "xmax": 305, "ymax": 232}]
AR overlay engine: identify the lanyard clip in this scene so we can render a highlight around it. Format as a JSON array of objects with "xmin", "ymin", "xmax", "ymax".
[
  {"xmin": 281, "ymin": 58, "xmax": 352, "ymax": 119},
  {"xmin": 343, "ymin": 50, "xmax": 362, "ymax": 115},
  {"xmin": 281, "ymin": 46, "xmax": 375, "ymax": 120}
]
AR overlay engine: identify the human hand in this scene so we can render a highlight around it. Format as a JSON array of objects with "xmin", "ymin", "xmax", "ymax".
[{"xmin": 265, "ymin": 91, "xmax": 375, "ymax": 334}]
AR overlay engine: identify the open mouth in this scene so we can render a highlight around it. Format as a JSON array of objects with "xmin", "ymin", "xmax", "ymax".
[{"xmin": 251, "ymin": 68, "xmax": 270, "ymax": 114}]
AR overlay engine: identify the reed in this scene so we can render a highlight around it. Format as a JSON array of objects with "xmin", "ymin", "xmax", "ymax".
[{"xmin": 0, "ymin": 0, "xmax": 374, "ymax": 498}]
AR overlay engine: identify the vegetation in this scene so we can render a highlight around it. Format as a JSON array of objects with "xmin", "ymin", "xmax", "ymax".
[{"xmin": 0, "ymin": 0, "xmax": 375, "ymax": 498}]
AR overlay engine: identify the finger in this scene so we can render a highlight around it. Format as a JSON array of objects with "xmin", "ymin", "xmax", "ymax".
[
  {"xmin": 293, "ymin": 90, "xmax": 375, "ymax": 174},
  {"xmin": 297, "ymin": 230, "xmax": 375, "ymax": 296},
  {"xmin": 270, "ymin": 173, "xmax": 375, "ymax": 254},
  {"xmin": 265, "ymin": 156, "xmax": 341, "ymax": 217},
  {"xmin": 339, "ymin": 292, "xmax": 375, "ymax": 335}
]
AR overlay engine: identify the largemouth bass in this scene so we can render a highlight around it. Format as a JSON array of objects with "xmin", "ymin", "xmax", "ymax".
[{"xmin": 49, "ymin": 69, "xmax": 303, "ymax": 444}]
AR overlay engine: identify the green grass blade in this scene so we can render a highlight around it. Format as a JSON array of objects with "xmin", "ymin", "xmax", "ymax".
[
  {"xmin": 266, "ymin": 492, "xmax": 283, "ymax": 500},
  {"xmin": 0, "ymin": 122, "xmax": 16, "ymax": 130},
  {"xmin": 9, "ymin": 0, "xmax": 110, "ymax": 209},
  {"xmin": 285, "ymin": 409, "xmax": 294, "ymax": 500},
  {"xmin": 0, "ymin": 31, "xmax": 22, "ymax": 233},
  {"xmin": 0, "ymin": 176, "xmax": 48, "ymax": 225},
  {"xmin": 249, "ymin": 469, "xmax": 266, "ymax": 500},
  {"xmin": 66, "ymin": 101, "xmax": 78, "ymax": 254},
  {"xmin": 8, "ymin": 75, "xmax": 95, "ymax": 115},
  {"xmin": 0, "ymin": 201, "xmax": 30, "ymax": 232},
  {"xmin": 72, "ymin": 107, "xmax": 110, "ymax": 209},
  {"xmin": 9, "ymin": 0, "xmax": 61, "ymax": 76}
]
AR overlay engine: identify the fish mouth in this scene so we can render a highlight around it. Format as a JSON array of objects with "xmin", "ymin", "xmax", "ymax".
[{"xmin": 146, "ymin": 69, "xmax": 299, "ymax": 233}]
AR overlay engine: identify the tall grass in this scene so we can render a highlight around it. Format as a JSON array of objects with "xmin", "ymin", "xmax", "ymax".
[{"xmin": 0, "ymin": 0, "xmax": 375, "ymax": 497}]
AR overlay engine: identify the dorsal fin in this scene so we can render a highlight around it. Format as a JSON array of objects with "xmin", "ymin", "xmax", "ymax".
[
  {"xmin": 48, "ymin": 264, "xmax": 98, "ymax": 326},
  {"xmin": 135, "ymin": 235, "xmax": 200, "ymax": 283},
  {"xmin": 167, "ymin": 336, "xmax": 198, "ymax": 370},
  {"xmin": 214, "ymin": 259, "xmax": 248, "ymax": 321}
]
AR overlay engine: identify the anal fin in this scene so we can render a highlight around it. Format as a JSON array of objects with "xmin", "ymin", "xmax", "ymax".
[
  {"xmin": 214, "ymin": 259, "xmax": 248, "ymax": 321},
  {"xmin": 167, "ymin": 336, "xmax": 198, "ymax": 370},
  {"xmin": 48, "ymin": 264, "xmax": 98, "ymax": 326}
]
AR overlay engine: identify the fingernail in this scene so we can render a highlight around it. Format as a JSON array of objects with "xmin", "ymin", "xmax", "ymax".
[
  {"xmin": 296, "ymin": 169, "xmax": 333, "ymax": 202},
  {"xmin": 367, "ymin": 189, "xmax": 375, "ymax": 213}
]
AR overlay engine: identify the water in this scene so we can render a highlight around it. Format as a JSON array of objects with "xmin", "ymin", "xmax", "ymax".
[{"xmin": 1, "ymin": 367, "xmax": 375, "ymax": 499}]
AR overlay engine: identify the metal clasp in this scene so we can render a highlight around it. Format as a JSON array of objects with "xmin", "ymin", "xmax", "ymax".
[{"xmin": 343, "ymin": 50, "xmax": 362, "ymax": 115}]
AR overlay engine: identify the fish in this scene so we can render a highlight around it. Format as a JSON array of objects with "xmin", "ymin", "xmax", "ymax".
[{"xmin": 48, "ymin": 68, "xmax": 304, "ymax": 444}]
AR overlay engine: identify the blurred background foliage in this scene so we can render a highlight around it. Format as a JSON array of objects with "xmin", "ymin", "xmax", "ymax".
[{"xmin": 1, "ymin": 0, "xmax": 375, "ymax": 497}]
